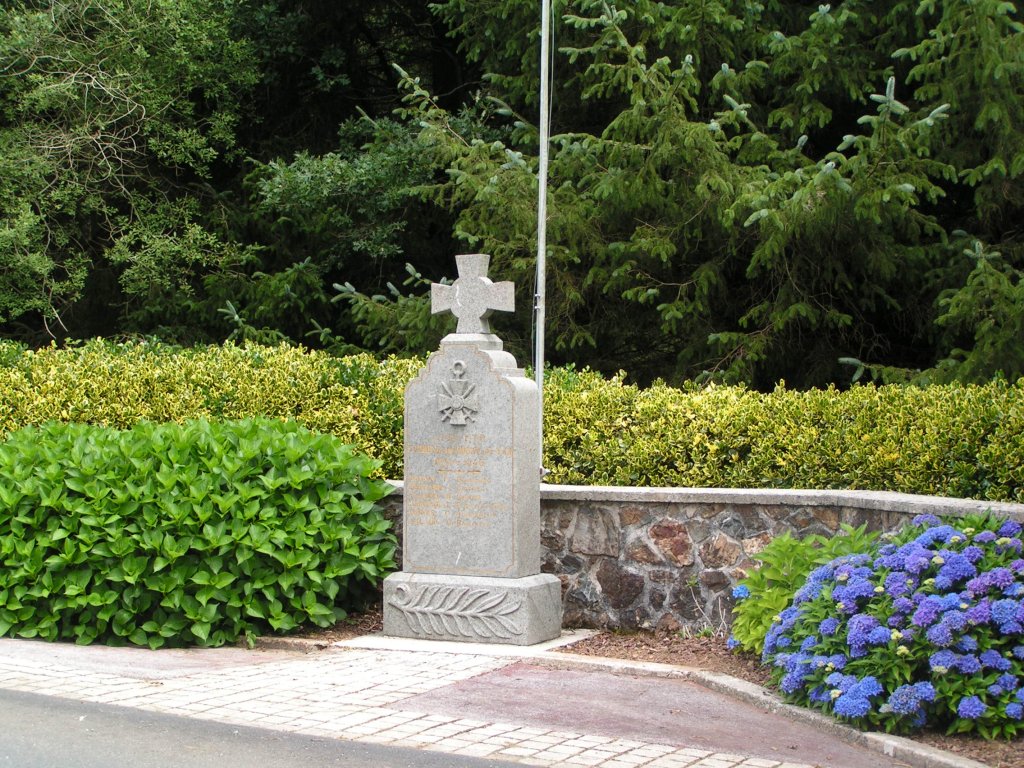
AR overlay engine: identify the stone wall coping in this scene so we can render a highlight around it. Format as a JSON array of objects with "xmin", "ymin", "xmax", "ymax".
[{"xmin": 384, "ymin": 480, "xmax": 1024, "ymax": 519}]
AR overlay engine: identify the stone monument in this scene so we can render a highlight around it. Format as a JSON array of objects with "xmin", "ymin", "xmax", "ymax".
[{"xmin": 382, "ymin": 253, "xmax": 563, "ymax": 645}]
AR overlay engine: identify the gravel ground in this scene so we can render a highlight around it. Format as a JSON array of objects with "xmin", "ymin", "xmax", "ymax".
[{"xmin": 294, "ymin": 608, "xmax": 1020, "ymax": 768}]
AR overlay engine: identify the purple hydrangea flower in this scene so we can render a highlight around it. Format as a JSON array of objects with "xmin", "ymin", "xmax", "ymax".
[
  {"xmin": 893, "ymin": 597, "xmax": 916, "ymax": 615},
  {"xmin": 913, "ymin": 514, "xmax": 941, "ymax": 528},
  {"xmin": 974, "ymin": 531, "xmax": 997, "ymax": 544},
  {"xmin": 998, "ymin": 520, "xmax": 1023, "ymax": 538},
  {"xmin": 912, "ymin": 599, "xmax": 942, "ymax": 627},
  {"xmin": 966, "ymin": 599, "xmax": 991, "ymax": 626},
  {"xmin": 883, "ymin": 571, "xmax": 912, "ymax": 598},
  {"xmin": 962, "ymin": 546, "xmax": 984, "ymax": 564},
  {"xmin": 925, "ymin": 622, "xmax": 955, "ymax": 647}
]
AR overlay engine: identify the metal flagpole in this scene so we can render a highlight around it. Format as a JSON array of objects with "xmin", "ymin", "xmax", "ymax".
[{"xmin": 535, "ymin": 0, "xmax": 553, "ymax": 478}]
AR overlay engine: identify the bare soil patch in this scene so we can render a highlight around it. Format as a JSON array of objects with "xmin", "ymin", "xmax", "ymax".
[{"xmin": 292, "ymin": 607, "xmax": 1019, "ymax": 768}]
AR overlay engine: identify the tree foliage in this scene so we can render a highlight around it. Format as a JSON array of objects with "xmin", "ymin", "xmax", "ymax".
[
  {"xmin": 1, "ymin": 1, "xmax": 1021, "ymax": 387},
  {"xmin": 0, "ymin": 0, "xmax": 258, "ymax": 334},
  {"xmin": 383, "ymin": 0, "xmax": 1022, "ymax": 386}
]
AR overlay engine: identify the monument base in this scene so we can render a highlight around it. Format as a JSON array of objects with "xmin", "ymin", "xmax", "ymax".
[{"xmin": 382, "ymin": 572, "xmax": 562, "ymax": 646}]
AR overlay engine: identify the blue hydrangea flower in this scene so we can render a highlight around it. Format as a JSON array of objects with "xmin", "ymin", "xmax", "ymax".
[
  {"xmin": 980, "ymin": 649, "xmax": 1012, "ymax": 671},
  {"xmin": 953, "ymin": 654, "xmax": 981, "ymax": 674},
  {"xmin": 955, "ymin": 635, "xmax": 979, "ymax": 653},
  {"xmin": 916, "ymin": 525, "xmax": 961, "ymax": 548},
  {"xmin": 913, "ymin": 514, "xmax": 941, "ymax": 528},
  {"xmin": 819, "ymin": 617, "xmax": 840, "ymax": 636},
  {"xmin": 834, "ymin": 693, "xmax": 871, "ymax": 718},
  {"xmin": 929, "ymin": 650, "xmax": 957, "ymax": 673},
  {"xmin": 732, "ymin": 584, "xmax": 750, "ymax": 600},
  {"xmin": 992, "ymin": 599, "xmax": 1019, "ymax": 626},
  {"xmin": 935, "ymin": 553, "xmax": 977, "ymax": 590},
  {"xmin": 957, "ymin": 695, "xmax": 987, "ymax": 720},
  {"xmin": 997, "ymin": 673, "xmax": 1018, "ymax": 690},
  {"xmin": 832, "ymin": 675, "xmax": 882, "ymax": 719},
  {"xmin": 726, "ymin": 635, "xmax": 740, "ymax": 650},
  {"xmin": 886, "ymin": 682, "xmax": 936, "ymax": 717},
  {"xmin": 943, "ymin": 610, "xmax": 968, "ymax": 632},
  {"xmin": 1006, "ymin": 702, "xmax": 1023, "ymax": 720}
]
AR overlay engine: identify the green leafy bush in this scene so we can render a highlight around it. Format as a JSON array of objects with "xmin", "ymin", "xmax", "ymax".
[
  {"xmin": 729, "ymin": 525, "xmax": 880, "ymax": 656},
  {"xmin": 0, "ymin": 419, "xmax": 396, "ymax": 648}
]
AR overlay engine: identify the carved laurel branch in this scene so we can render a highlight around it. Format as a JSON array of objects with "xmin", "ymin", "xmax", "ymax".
[{"xmin": 388, "ymin": 584, "xmax": 523, "ymax": 639}]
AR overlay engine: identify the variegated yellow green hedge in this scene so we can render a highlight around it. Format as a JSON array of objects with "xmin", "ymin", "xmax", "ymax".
[
  {"xmin": 0, "ymin": 340, "xmax": 419, "ymax": 481},
  {"xmin": 1, "ymin": 341, "xmax": 1021, "ymax": 501}
]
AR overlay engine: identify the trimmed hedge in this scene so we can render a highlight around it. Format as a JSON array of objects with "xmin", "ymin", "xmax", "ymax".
[
  {"xmin": 0, "ymin": 418, "xmax": 396, "ymax": 647},
  {"xmin": 0, "ymin": 340, "xmax": 418, "ymax": 481},
  {"xmin": 542, "ymin": 369, "xmax": 1024, "ymax": 501},
  {"xmin": 1, "ymin": 341, "xmax": 1022, "ymax": 501}
]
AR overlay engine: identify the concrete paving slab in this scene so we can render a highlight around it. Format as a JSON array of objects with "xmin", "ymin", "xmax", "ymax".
[
  {"xmin": 339, "ymin": 629, "xmax": 598, "ymax": 657},
  {"xmin": 0, "ymin": 637, "xmax": 308, "ymax": 679}
]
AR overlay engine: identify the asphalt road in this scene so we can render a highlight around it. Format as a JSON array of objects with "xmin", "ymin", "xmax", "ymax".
[{"xmin": 0, "ymin": 688, "xmax": 509, "ymax": 768}]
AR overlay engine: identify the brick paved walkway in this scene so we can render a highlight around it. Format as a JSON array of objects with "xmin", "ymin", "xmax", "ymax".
[{"xmin": 0, "ymin": 637, "xmax": 824, "ymax": 768}]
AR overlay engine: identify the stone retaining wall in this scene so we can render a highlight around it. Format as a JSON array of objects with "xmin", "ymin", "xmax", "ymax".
[{"xmin": 380, "ymin": 484, "xmax": 1024, "ymax": 633}]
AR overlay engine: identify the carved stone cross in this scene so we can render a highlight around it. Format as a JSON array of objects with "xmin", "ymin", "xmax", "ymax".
[{"xmin": 431, "ymin": 254, "xmax": 515, "ymax": 334}]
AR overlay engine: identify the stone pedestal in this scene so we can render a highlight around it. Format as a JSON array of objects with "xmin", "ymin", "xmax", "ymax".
[
  {"xmin": 384, "ymin": 572, "xmax": 561, "ymax": 645},
  {"xmin": 382, "ymin": 254, "xmax": 562, "ymax": 645}
]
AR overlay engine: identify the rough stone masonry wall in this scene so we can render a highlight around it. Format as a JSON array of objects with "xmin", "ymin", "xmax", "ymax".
[{"xmin": 380, "ymin": 485, "xmax": 1024, "ymax": 633}]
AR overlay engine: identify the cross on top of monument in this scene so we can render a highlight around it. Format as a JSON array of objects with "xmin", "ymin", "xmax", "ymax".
[{"xmin": 431, "ymin": 254, "xmax": 515, "ymax": 335}]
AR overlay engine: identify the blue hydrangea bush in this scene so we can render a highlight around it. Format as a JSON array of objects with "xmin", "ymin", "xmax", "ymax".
[{"xmin": 742, "ymin": 514, "xmax": 1024, "ymax": 739}]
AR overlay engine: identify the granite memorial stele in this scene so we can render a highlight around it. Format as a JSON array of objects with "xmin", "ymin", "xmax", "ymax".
[{"xmin": 382, "ymin": 253, "xmax": 563, "ymax": 645}]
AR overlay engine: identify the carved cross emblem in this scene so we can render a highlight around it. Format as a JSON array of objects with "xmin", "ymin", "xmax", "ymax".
[
  {"xmin": 439, "ymin": 361, "xmax": 479, "ymax": 425},
  {"xmin": 431, "ymin": 254, "xmax": 515, "ymax": 334}
]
